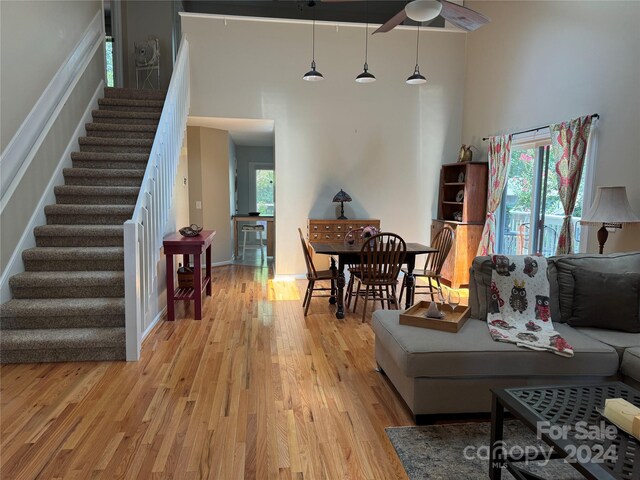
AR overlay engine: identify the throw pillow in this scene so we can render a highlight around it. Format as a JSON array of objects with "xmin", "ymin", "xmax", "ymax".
[{"xmin": 567, "ymin": 267, "xmax": 640, "ymax": 332}]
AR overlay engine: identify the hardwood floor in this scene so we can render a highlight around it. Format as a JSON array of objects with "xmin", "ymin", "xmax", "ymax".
[{"xmin": 1, "ymin": 265, "xmax": 415, "ymax": 479}]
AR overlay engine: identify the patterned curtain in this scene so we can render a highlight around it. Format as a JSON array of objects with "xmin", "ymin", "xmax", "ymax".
[
  {"xmin": 477, "ymin": 134, "xmax": 512, "ymax": 256},
  {"xmin": 550, "ymin": 115, "xmax": 593, "ymax": 255}
]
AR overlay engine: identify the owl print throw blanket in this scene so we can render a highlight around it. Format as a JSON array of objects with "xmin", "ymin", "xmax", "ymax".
[{"xmin": 487, "ymin": 255, "xmax": 574, "ymax": 358}]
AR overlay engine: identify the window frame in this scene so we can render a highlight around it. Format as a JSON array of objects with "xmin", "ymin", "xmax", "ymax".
[{"xmin": 496, "ymin": 128, "xmax": 594, "ymax": 255}]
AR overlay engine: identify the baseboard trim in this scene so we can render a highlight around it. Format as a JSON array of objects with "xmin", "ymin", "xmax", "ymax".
[
  {"xmin": 0, "ymin": 81, "xmax": 104, "ymax": 303},
  {"xmin": 273, "ymin": 274, "xmax": 306, "ymax": 281},
  {"xmin": 140, "ymin": 306, "xmax": 167, "ymax": 349},
  {"xmin": 212, "ymin": 260, "xmax": 232, "ymax": 267}
]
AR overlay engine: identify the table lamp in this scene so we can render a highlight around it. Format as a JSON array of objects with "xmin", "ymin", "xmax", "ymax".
[
  {"xmin": 332, "ymin": 189, "xmax": 352, "ymax": 220},
  {"xmin": 580, "ymin": 186, "xmax": 640, "ymax": 254}
]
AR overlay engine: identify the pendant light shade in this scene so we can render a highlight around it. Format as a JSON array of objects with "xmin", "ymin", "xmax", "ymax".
[
  {"xmin": 303, "ymin": 18, "xmax": 323, "ymax": 81},
  {"xmin": 405, "ymin": 0, "xmax": 443, "ymax": 22},
  {"xmin": 303, "ymin": 61, "xmax": 324, "ymax": 82},
  {"xmin": 356, "ymin": 65, "xmax": 376, "ymax": 83},
  {"xmin": 406, "ymin": 25, "xmax": 427, "ymax": 85},
  {"xmin": 406, "ymin": 65, "xmax": 427, "ymax": 84},
  {"xmin": 355, "ymin": 16, "xmax": 376, "ymax": 84}
]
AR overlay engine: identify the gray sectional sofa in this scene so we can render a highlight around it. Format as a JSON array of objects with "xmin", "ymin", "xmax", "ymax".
[{"xmin": 372, "ymin": 252, "xmax": 640, "ymax": 421}]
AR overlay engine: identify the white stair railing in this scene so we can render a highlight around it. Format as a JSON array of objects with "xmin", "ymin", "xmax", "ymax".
[{"xmin": 124, "ymin": 38, "xmax": 190, "ymax": 360}]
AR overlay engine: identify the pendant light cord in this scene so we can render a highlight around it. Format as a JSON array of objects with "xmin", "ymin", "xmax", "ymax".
[
  {"xmin": 364, "ymin": 1, "xmax": 369, "ymax": 66},
  {"xmin": 311, "ymin": 18, "xmax": 316, "ymax": 64},
  {"xmin": 415, "ymin": 25, "xmax": 420, "ymax": 66}
]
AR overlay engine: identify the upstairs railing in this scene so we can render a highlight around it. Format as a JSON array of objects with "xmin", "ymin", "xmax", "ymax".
[{"xmin": 124, "ymin": 38, "xmax": 190, "ymax": 360}]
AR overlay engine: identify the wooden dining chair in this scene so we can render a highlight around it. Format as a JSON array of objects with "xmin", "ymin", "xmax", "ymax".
[
  {"xmin": 298, "ymin": 228, "xmax": 337, "ymax": 316},
  {"xmin": 352, "ymin": 233, "xmax": 406, "ymax": 322},
  {"xmin": 398, "ymin": 225, "xmax": 454, "ymax": 304},
  {"xmin": 345, "ymin": 227, "xmax": 366, "ymax": 310}
]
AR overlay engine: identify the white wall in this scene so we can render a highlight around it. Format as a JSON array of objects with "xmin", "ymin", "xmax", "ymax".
[
  {"xmin": 0, "ymin": 1, "xmax": 105, "ymax": 272},
  {"xmin": 463, "ymin": 1, "xmax": 640, "ymax": 253},
  {"xmin": 182, "ymin": 14, "xmax": 467, "ymax": 275},
  {"xmin": 0, "ymin": 0, "xmax": 102, "ymax": 151}
]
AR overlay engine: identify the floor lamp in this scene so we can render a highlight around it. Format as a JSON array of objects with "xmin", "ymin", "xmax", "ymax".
[{"xmin": 580, "ymin": 186, "xmax": 640, "ymax": 254}]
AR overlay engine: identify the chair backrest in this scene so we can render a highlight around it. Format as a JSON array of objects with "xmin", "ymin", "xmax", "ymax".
[
  {"xmin": 425, "ymin": 225, "xmax": 455, "ymax": 274},
  {"xmin": 359, "ymin": 232, "xmax": 407, "ymax": 284},
  {"xmin": 298, "ymin": 228, "xmax": 317, "ymax": 278}
]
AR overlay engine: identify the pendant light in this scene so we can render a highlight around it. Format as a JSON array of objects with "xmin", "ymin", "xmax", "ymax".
[
  {"xmin": 355, "ymin": 4, "xmax": 375, "ymax": 83},
  {"xmin": 303, "ymin": 18, "xmax": 323, "ymax": 81},
  {"xmin": 406, "ymin": 25, "xmax": 427, "ymax": 85}
]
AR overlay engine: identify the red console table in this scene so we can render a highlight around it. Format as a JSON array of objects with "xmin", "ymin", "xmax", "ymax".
[{"xmin": 163, "ymin": 230, "xmax": 216, "ymax": 321}]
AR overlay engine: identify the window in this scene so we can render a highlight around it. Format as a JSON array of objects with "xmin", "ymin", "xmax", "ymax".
[
  {"xmin": 255, "ymin": 169, "xmax": 274, "ymax": 215},
  {"xmin": 105, "ymin": 36, "xmax": 115, "ymax": 87},
  {"xmin": 497, "ymin": 133, "xmax": 586, "ymax": 256}
]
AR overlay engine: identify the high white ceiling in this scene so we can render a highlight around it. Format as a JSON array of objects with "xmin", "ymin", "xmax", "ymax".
[{"xmin": 187, "ymin": 116, "xmax": 275, "ymax": 147}]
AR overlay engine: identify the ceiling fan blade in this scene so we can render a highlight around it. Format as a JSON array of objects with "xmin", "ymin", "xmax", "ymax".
[
  {"xmin": 373, "ymin": 9, "xmax": 408, "ymax": 34},
  {"xmin": 439, "ymin": 0, "xmax": 489, "ymax": 31}
]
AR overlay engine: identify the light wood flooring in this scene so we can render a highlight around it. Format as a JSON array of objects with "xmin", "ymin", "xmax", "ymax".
[{"xmin": 1, "ymin": 265, "xmax": 425, "ymax": 479}]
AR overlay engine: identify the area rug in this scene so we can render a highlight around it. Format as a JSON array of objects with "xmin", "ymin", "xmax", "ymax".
[{"xmin": 386, "ymin": 421, "xmax": 583, "ymax": 480}]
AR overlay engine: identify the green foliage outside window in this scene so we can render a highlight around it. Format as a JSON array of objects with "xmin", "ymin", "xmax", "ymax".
[
  {"xmin": 105, "ymin": 38, "xmax": 114, "ymax": 87},
  {"xmin": 256, "ymin": 169, "xmax": 274, "ymax": 215}
]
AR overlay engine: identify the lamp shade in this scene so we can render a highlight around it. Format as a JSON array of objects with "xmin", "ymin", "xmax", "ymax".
[
  {"xmin": 332, "ymin": 189, "xmax": 352, "ymax": 203},
  {"xmin": 580, "ymin": 186, "xmax": 640, "ymax": 225},
  {"xmin": 405, "ymin": 0, "xmax": 443, "ymax": 22}
]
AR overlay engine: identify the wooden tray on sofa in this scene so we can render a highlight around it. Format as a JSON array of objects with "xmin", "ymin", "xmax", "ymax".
[{"xmin": 399, "ymin": 301, "xmax": 470, "ymax": 333}]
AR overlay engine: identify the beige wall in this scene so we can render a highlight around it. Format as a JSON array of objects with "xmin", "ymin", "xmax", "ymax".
[
  {"xmin": 463, "ymin": 1, "xmax": 640, "ymax": 253},
  {"xmin": 187, "ymin": 126, "xmax": 232, "ymax": 264},
  {"xmin": 121, "ymin": 0, "xmax": 174, "ymax": 90},
  {"xmin": 1, "ymin": 13, "xmax": 105, "ymax": 272},
  {"xmin": 0, "ymin": 0, "xmax": 102, "ymax": 151},
  {"xmin": 182, "ymin": 15, "xmax": 467, "ymax": 275}
]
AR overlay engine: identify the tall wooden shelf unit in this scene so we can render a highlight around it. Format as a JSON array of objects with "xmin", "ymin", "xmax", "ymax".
[{"xmin": 433, "ymin": 162, "xmax": 488, "ymax": 289}]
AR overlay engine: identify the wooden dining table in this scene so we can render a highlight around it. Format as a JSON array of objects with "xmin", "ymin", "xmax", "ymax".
[{"xmin": 311, "ymin": 241, "xmax": 438, "ymax": 319}]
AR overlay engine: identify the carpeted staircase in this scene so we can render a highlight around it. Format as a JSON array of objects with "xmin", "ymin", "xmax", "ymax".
[{"xmin": 0, "ymin": 87, "xmax": 166, "ymax": 363}]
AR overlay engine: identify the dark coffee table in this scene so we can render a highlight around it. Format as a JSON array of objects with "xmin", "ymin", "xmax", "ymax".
[{"xmin": 490, "ymin": 382, "xmax": 640, "ymax": 480}]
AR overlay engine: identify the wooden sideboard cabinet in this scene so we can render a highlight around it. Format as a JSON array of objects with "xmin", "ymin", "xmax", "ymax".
[
  {"xmin": 307, "ymin": 219, "xmax": 381, "ymax": 243},
  {"xmin": 432, "ymin": 220, "xmax": 484, "ymax": 289}
]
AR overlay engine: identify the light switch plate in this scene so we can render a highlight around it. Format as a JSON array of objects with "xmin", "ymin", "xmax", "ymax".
[{"xmin": 195, "ymin": 201, "xmax": 202, "ymax": 209}]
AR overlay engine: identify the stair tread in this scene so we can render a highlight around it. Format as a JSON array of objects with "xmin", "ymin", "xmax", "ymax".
[
  {"xmin": 98, "ymin": 97, "xmax": 164, "ymax": 108},
  {"xmin": 0, "ymin": 327, "xmax": 125, "ymax": 350},
  {"xmin": 86, "ymin": 122, "xmax": 157, "ymax": 132},
  {"xmin": 23, "ymin": 246, "xmax": 124, "ymax": 260},
  {"xmin": 35, "ymin": 225, "xmax": 124, "ymax": 236},
  {"xmin": 71, "ymin": 151, "xmax": 149, "ymax": 161},
  {"xmin": 78, "ymin": 137, "xmax": 153, "ymax": 147},
  {"xmin": 63, "ymin": 168, "xmax": 145, "ymax": 178},
  {"xmin": 104, "ymin": 87, "xmax": 166, "ymax": 100},
  {"xmin": 54, "ymin": 185, "xmax": 139, "ymax": 195},
  {"xmin": 92, "ymin": 110, "xmax": 160, "ymax": 119},
  {"xmin": 45, "ymin": 204, "xmax": 134, "ymax": 213},
  {"xmin": 1, "ymin": 298, "xmax": 125, "ymax": 317},
  {"xmin": 10, "ymin": 271, "xmax": 124, "ymax": 286}
]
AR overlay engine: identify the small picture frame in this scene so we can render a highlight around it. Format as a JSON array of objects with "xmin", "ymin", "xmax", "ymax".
[
  {"xmin": 456, "ymin": 189, "xmax": 465, "ymax": 202},
  {"xmin": 457, "ymin": 171, "xmax": 465, "ymax": 183}
]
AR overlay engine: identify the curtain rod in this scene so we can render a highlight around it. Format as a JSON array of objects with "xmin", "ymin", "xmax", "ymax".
[{"xmin": 481, "ymin": 113, "xmax": 599, "ymax": 141}]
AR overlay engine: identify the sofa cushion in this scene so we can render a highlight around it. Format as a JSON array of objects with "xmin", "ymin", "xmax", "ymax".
[
  {"xmin": 568, "ymin": 268, "xmax": 640, "ymax": 332},
  {"xmin": 553, "ymin": 252, "xmax": 640, "ymax": 323},
  {"xmin": 469, "ymin": 256, "xmax": 493, "ymax": 321},
  {"xmin": 621, "ymin": 347, "xmax": 640, "ymax": 384},
  {"xmin": 576, "ymin": 327, "xmax": 640, "ymax": 359},
  {"xmin": 372, "ymin": 310, "xmax": 619, "ymax": 379}
]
